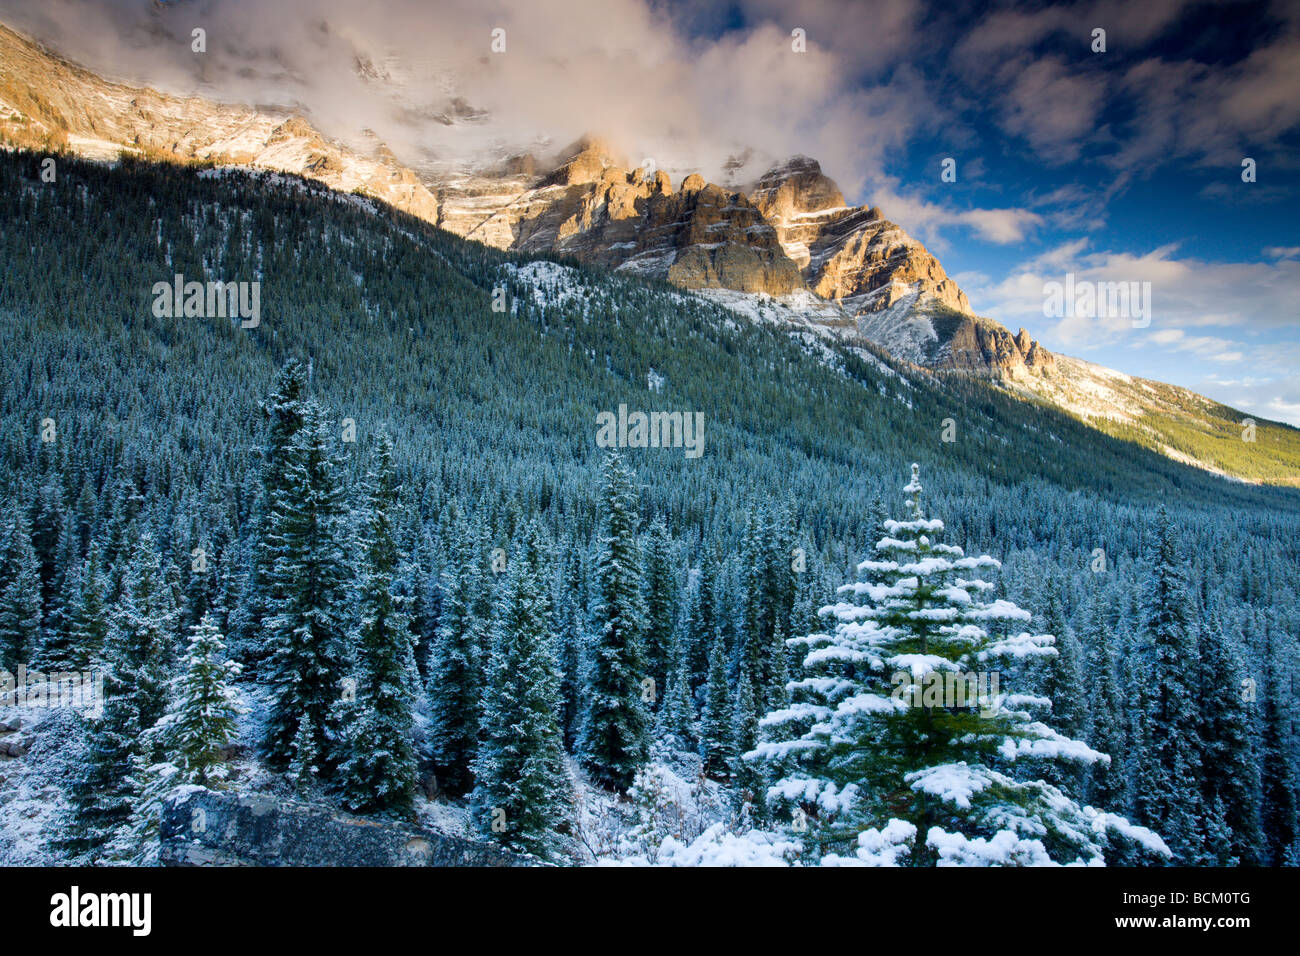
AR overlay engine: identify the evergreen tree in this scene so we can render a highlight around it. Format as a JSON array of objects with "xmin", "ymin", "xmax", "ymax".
[
  {"xmin": 1260, "ymin": 638, "xmax": 1299, "ymax": 866},
  {"xmin": 699, "ymin": 627, "xmax": 734, "ymax": 778},
  {"xmin": 750, "ymin": 465, "xmax": 1168, "ymax": 866},
  {"xmin": 261, "ymin": 403, "xmax": 352, "ymax": 779},
  {"xmin": 579, "ymin": 454, "xmax": 650, "ymax": 790},
  {"xmin": 471, "ymin": 524, "xmax": 572, "ymax": 859},
  {"xmin": 236, "ymin": 359, "xmax": 309, "ymax": 667},
  {"xmin": 58, "ymin": 531, "xmax": 176, "ymax": 858},
  {"xmin": 0, "ymin": 514, "xmax": 42, "ymax": 671},
  {"xmin": 339, "ymin": 435, "xmax": 419, "ymax": 815},
  {"xmin": 641, "ymin": 518, "xmax": 677, "ymax": 705},
  {"xmin": 159, "ymin": 614, "xmax": 243, "ymax": 785},
  {"xmin": 1039, "ymin": 575, "xmax": 1085, "ymax": 792},
  {"xmin": 425, "ymin": 515, "xmax": 487, "ymax": 795},
  {"xmin": 1133, "ymin": 505, "xmax": 1204, "ymax": 863},
  {"xmin": 657, "ymin": 627, "xmax": 696, "ymax": 748},
  {"xmin": 732, "ymin": 659, "xmax": 762, "ymax": 804},
  {"xmin": 1196, "ymin": 616, "xmax": 1262, "ymax": 865}
]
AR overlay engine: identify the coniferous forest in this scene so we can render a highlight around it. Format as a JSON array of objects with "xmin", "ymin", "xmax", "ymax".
[{"xmin": 0, "ymin": 151, "xmax": 1297, "ymax": 868}]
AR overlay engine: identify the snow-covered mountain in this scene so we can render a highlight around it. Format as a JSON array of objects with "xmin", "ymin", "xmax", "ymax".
[{"xmin": 1, "ymin": 18, "xmax": 1294, "ymax": 484}]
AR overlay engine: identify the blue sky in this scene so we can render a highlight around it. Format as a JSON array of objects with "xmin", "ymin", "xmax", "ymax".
[
  {"xmin": 676, "ymin": 0, "xmax": 1300, "ymax": 423},
  {"xmin": 7, "ymin": 0, "xmax": 1297, "ymax": 422}
]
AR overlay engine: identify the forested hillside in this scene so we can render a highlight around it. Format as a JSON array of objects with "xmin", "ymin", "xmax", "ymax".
[{"xmin": 0, "ymin": 151, "xmax": 1296, "ymax": 865}]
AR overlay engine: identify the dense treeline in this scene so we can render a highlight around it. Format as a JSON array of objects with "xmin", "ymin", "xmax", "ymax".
[{"xmin": 0, "ymin": 151, "xmax": 1296, "ymax": 864}]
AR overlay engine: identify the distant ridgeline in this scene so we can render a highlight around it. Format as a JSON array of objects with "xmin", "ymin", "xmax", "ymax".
[{"xmin": 0, "ymin": 150, "xmax": 1297, "ymax": 865}]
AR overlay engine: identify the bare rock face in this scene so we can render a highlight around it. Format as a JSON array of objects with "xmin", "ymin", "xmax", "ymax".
[
  {"xmin": 0, "ymin": 18, "xmax": 1053, "ymax": 381},
  {"xmin": 748, "ymin": 156, "xmax": 970, "ymax": 317},
  {"xmin": 938, "ymin": 318, "xmax": 1056, "ymax": 378},
  {"xmin": 159, "ymin": 789, "xmax": 530, "ymax": 867},
  {"xmin": 0, "ymin": 24, "xmax": 439, "ymax": 224},
  {"xmin": 434, "ymin": 140, "xmax": 803, "ymax": 295}
]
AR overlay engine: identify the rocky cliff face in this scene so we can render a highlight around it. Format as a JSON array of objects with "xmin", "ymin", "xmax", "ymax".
[
  {"xmin": 159, "ymin": 788, "xmax": 529, "ymax": 867},
  {"xmin": 435, "ymin": 138, "xmax": 804, "ymax": 295},
  {"xmin": 748, "ymin": 156, "xmax": 971, "ymax": 316},
  {"xmin": 0, "ymin": 19, "xmax": 1052, "ymax": 381},
  {"xmin": 0, "ymin": 24, "xmax": 439, "ymax": 225}
]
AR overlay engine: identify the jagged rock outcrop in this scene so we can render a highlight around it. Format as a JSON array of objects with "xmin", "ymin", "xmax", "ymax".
[
  {"xmin": 436, "ymin": 138, "xmax": 803, "ymax": 294},
  {"xmin": 0, "ymin": 23, "xmax": 439, "ymax": 224},
  {"xmin": 0, "ymin": 19, "xmax": 1051, "ymax": 380},
  {"xmin": 159, "ymin": 789, "xmax": 530, "ymax": 867},
  {"xmin": 939, "ymin": 319, "xmax": 1057, "ymax": 378},
  {"xmin": 749, "ymin": 156, "xmax": 970, "ymax": 316}
]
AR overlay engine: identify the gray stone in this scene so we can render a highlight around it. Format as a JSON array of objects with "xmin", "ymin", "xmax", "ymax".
[{"xmin": 159, "ymin": 788, "xmax": 532, "ymax": 867}]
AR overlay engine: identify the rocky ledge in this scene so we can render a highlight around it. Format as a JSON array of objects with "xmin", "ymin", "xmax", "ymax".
[{"xmin": 159, "ymin": 788, "xmax": 530, "ymax": 867}]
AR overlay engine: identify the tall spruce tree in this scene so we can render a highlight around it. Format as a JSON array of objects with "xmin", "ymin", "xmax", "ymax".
[
  {"xmin": 339, "ymin": 435, "xmax": 419, "ymax": 815},
  {"xmin": 261, "ymin": 403, "xmax": 352, "ymax": 779},
  {"xmin": 1196, "ymin": 613, "xmax": 1263, "ymax": 865},
  {"xmin": 580, "ymin": 453, "xmax": 650, "ymax": 790},
  {"xmin": 699, "ymin": 627, "xmax": 734, "ymax": 778},
  {"xmin": 641, "ymin": 518, "xmax": 677, "ymax": 707},
  {"xmin": 58, "ymin": 531, "xmax": 176, "ymax": 859},
  {"xmin": 0, "ymin": 514, "xmax": 42, "ymax": 671},
  {"xmin": 471, "ymin": 524, "xmax": 572, "ymax": 858},
  {"xmin": 236, "ymin": 359, "xmax": 309, "ymax": 668},
  {"xmin": 425, "ymin": 514, "xmax": 487, "ymax": 795},
  {"xmin": 1133, "ymin": 505, "xmax": 1204, "ymax": 863}
]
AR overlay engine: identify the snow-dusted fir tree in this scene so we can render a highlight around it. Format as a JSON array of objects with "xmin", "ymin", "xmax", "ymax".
[
  {"xmin": 59, "ymin": 531, "xmax": 177, "ymax": 859},
  {"xmin": 425, "ymin": 514, "xmax": 488, "ymax": 795},
  {"xmin": 641, "ymin": 518, "xmax": 677, "ymax": 704},
  {"xmin": 580, "ymin": 453, "xmax": 650, "ymax": 790},
  {"xmin": 237, "ymin": 359, "xmax": 310, "ymax": 668},
  {"xmin": 471, "ymin": 524, "xmax": 572, "ymax": 858},
  {"xmin": 158, "ymin": 613, "xmax": 243, "ymax": 785},
  {"xmin": 123, "ymin": 613, "xmax": 243, "ymax": 863},
  {"xmin": 749, "ymin": 464, "xmax": 1169, "ymax": 866},
  {"xmin": 1132, "ymin": 505, "xmax": 1203, "ymax": 863},
  {"xmin": 698, "ymin": 628, "xmax": 734, "ymax": 778},
  {"xmin": 0, "ymin": 514, "xmax": 42, "ymax": 670},
  {"xmin": 261, "ymin": 404, "xmax": 352, "ymax": 779},
  {"xmin": 339, "ymin": 435, "xmax": 418, "ymax": 815},
  {"xmin": 1195, "ymin": 610, "xmax": 1262, "ymax": 865}
]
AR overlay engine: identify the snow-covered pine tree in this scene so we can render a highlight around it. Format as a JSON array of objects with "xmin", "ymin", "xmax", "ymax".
[
  {"xmin": 425, "ymin": 513, "xmax": 487, "ymax": 795},
  {"xmin": 699, "ymin": 627, "xmax": 734, "ymax": 778},
  {"xmin": 339, "ymin": 435, "xmax": 419, "ymax": 816},
  {"xmin": 1081, "ymin": 593, "xmax": 1126, "ymax": 810},
  {"xmin": 1195, "ymin": 610, "xmax": 1262, "ymax": 865},
  {"xmin": 471, "ymin": 523, "xmax": 571, "ymax": 859},
  {"xmin": 58, "ymin": 530, "xmax": 177, "ymax": 859},
  {"xmin": 1039, "ymin": 574, "xmax": 1085, "ymax": 792},
  {"xmin": 749, "ymin": 464, "xmax": 1168, "ymax": 866},
  {"xmin": 235, "ymin": 359, "xmax": 309, "ymax": 670},
  {"xmin": 641, "ymin": 518, "xmax": 677, "ymax": 707},
  {"xmin": 163, "ymin": 613, "xmax": 243, "ymax": 785},
  {"xmin": 657, "ymin": 627, "xmax": 697, "ymax": 748},
  {"xmin": 553, "ymin": 539, "xmax": 588, "ymax": 750},
  {"xmin": 688, "ymin": 546, "xmax": 720, "ymax": 688},
  {"xmin": 261, "ymin": 403, "xmax": 352, "ymax": 780},
  {"xmin": 123, "ymin": 613, "xmax": 243, "ymax": 864},
  {"xmin": 1260, "ymin": 633, "xmax": 1299, "ymax": 866},
  {"xmin": 1132, "ymin": 504, "xmax": 1204, "ymax": 863},
  {"xmin": 731, "ymin": 659, "xmax": 762, "ymax": 806},
  {"xmin": 0, "ymin": 513, "xmax": 42, "ymax": 671},
  {"xmin": 579, "ymin": 453, "xmax": 650, "ymax": 790}
]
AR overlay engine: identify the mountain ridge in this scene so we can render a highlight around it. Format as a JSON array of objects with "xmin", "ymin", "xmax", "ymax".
[{"xmin": 1, "ymin": 19, "xmax": 1295, "ymax": 486}]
